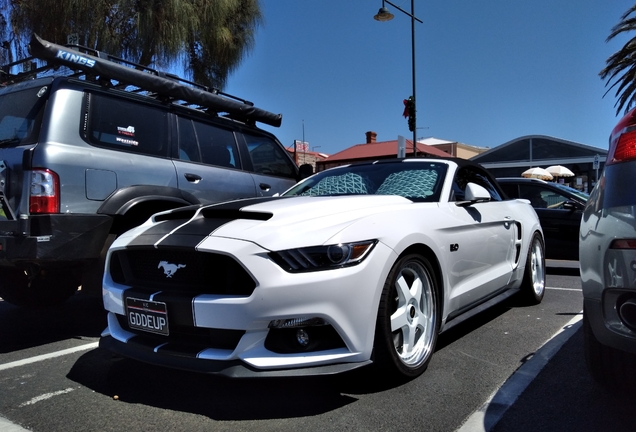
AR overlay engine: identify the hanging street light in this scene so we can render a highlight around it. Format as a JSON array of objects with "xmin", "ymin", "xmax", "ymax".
[{"xmin": 374, "ymin": 0, "xmax": 422, "ymax": 156}]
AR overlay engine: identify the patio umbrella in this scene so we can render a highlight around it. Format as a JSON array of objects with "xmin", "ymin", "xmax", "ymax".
[
  {"xmin": 545, "ymin": 165, "xmax": 574, "ymax": 178},
  {"xmin": 521, "ymin": 167, "xmax": 553, "ymax": 181}
]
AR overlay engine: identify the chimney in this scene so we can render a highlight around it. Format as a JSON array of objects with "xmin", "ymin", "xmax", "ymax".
[{"xmin": 365, "ymin": 131, "xmax": 377, "ymax": 144}]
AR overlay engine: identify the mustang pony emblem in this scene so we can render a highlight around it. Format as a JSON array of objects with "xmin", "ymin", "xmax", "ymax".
[{"xmin": 158, "ymin": 261, "xmax": 186, "ymax": 278}]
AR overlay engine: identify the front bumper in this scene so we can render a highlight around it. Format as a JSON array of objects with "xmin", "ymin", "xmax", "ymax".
[
  {"xmin": 101, "ymin": 236, "xmax": 397, "ymax": 376},
  {"xmin": 99, "ymin": 333, "xmax": 372, "ymax": 378},
  {"xmin": 0, "ymin": 213, "xmax": 112, "ymax": 265}
]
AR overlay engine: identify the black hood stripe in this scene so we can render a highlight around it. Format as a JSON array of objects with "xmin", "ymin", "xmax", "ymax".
[
  {"xmin": 127, "ymin": 196, "xmax": 289, "ymax": 249},
  {"xmin": 201, "ymin": 196, "xmax": 284, "ymax": 211}
]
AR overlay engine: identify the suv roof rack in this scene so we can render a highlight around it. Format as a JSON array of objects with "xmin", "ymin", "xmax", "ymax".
[{"xmin": 0, "ymin": 33, "xmax": 282, "ymax": 127}]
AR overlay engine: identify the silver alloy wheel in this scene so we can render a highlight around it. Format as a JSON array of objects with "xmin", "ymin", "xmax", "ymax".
[
  {"xmin": 390, "ymin": 260, "xmax": 436, "ymax": 367},
  {"xmin": 530, "ymin": 239, "xmax": 546, "ymax": 297}
]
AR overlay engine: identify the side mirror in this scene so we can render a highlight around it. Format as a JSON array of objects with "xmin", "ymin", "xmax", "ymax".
[
  {"xmin": 298, "ymin": 164, "xmax": 313, "ymax": 180},
  {"xmin": 465, "ymin": 183, "xmax": 490, "ymax": 202},
  {"xmin": 457, "ymin": 183, "xmax": 491, "ymax": 207}
]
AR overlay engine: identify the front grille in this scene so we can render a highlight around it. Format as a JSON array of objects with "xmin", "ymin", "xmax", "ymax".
[{"xmin": 110, "ymin": 248, "xmax": 256, "ymax": 296}]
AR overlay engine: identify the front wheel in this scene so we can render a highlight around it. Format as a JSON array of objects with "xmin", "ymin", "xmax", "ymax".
[
  {"xmin": 519, "ymin": 233, "xmax": 545, "ymax": 305},
  {"xmin": 374, "ymin": 253, "xmax": 440, "ymax": 379}
]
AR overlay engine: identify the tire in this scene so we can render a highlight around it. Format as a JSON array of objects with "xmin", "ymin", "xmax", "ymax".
[
  {"xmin": 583, "ymin": 307, "xmax": 636, "ymax": 394},
  {"xmin": 519, "ymin": 232, "xmax": 545, "ymax": 305},
  {"xmin": 0, "ymin": 267, "xmax": 80, "ymax": 308},
  {"xmin": 374, "ymin": 253, "xmax": 440, "ymax": 379}
]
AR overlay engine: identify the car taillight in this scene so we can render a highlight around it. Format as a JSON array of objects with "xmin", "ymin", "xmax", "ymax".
[
  {"xmin": 608, "ymin": 108, "xmax": 636, "ymax": 165},
  {"xmin": 612, "ymin": 129, "xmax": 636, "ymax": 164},
  {"xmin": 29, "ymin": 169, "xmax": 60, "ymax": 214}
]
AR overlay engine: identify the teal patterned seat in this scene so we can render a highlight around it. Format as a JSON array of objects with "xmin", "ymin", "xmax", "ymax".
[
  {"xmin": 376, "ymin": 170, "xmax": 438, "ymax": 198},
  {"xmin": 300, "ymin": 172, "xmax": 370, "ymax": 196}
]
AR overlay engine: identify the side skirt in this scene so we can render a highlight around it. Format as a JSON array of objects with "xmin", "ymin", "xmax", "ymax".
[{"xmin": 441, "ymin": 287, "xmax": 520, "ymax": 334}]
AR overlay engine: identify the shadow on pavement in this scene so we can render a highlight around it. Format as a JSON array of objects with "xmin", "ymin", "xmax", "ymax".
[
  {"xmin": 0, "ymin": 292, "xmax": 106, "ymax": 353},
  {"xmin": 491, "ymin": 327, "xmax": 635, "ymax": 432},
  {"xmin": 67, "ymin": 347, "xmax": 361, "ymax": 420},
  {"xmin": 65, "ymin": 298, "xmax": 520, "ymax": 420}
]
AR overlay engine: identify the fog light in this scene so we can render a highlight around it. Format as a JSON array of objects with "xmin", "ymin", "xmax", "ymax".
[{"xmin": 296, "ymin": 328, "xmax": 310, "ymax": 347}]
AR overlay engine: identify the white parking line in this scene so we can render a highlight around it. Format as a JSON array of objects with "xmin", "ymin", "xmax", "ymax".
[
  {"xmin": 0, "ymin": 342, "xmax": 98, "ymax": 372},
  {"xmin": 546, "ymin": 286, "xmax": 582, "ymax": 292},
  {"xmin": 456, "ymin": 312, "xmax": 583, "ymax": 432},
  {"xmin": 19, "ymin": 387, "xmax": 77, "ymax": 407}
]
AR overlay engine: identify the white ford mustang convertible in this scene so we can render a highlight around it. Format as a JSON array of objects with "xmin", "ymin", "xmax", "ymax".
[{"xmin": 100, "ymin": 158, "xmax": 545, "ymax": 379}]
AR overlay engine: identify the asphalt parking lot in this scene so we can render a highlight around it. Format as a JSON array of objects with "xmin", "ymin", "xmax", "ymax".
[
  {"xmin": 463, "ymin": 261, "xmax": 635, "ymax": 432},
  {"xmin": 2, "ymin": 260, "xmax": 629, "ymax": 432}
]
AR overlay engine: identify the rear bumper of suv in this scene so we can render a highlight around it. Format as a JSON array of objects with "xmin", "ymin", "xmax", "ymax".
[{"xmin": 0, "ymin": 214, "xmax": 112, "ymax": 265}]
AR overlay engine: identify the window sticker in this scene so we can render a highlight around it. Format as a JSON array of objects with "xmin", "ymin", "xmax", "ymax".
[
  {"xmin": 116, "ymin": 137, "xmax": 139, "ymax": 146},
  {"xmin": 116, "ymin": 125, "xmax": 138, "ymax": 146},
  {"xmin": 117, "ymin": 126, "xmax": 135, "ymax": 137}
]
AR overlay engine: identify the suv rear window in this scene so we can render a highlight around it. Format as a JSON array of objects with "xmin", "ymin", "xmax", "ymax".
[
  {"xmin": 83, "ymin": 93, "xmax": 169, "ymax": 157},
  {"xmin": 0, "ymin": 86, "xmax": 47, "ymax": 146},
  {"xmin": 177, "ymin": 117, "xmax": 240, "ymax": 169}
]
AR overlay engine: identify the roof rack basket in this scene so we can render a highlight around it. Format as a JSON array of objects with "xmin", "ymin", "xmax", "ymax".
[{"xmin": 0, "ymin": 34, "xmax": 282, "ymax": 127}]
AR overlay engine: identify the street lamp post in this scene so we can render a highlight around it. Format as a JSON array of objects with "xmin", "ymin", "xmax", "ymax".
[{"xmin": 374, "ymin": 0, "xmax": 422, "ymax": 157}]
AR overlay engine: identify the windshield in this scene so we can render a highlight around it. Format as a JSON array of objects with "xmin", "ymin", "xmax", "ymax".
[
  {"xmin": 553, "ymin": 182, "xmax": 589, "ymax": 202},
  {"xmin": 283, "ymin": 161, "xmax": 448, "ymax": 202},
  {"xmin": 0, "ymin": 85, "xmax": 48, "ymax": 147}
]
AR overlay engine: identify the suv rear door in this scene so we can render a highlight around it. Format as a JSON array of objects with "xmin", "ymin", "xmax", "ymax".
[{"xmin": 173, "ymin": 116, "xmax": 256, "ymax": 204}]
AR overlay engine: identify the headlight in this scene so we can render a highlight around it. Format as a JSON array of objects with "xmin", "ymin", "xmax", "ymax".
[{"xmin": 269, "ymin": 240, "xmax": 377, "ymax": 273}]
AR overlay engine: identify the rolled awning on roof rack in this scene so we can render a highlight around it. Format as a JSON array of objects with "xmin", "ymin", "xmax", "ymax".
[{"xmin": 28, "ymin": 33, "xmax": 283, "ymax": 128}]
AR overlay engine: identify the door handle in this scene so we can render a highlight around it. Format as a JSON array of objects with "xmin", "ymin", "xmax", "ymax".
[
  {"xmin": 184, "ymin": 173, "xmax": 202, "ymax": 183},
  {"xmin": 259, "ymin": 183, "xmax": 271, "ymax": 192}
]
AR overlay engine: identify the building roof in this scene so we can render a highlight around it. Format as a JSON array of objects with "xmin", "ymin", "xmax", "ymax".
[
  {"xmin": 471, "ymin": 134, "xmax": 607, "ymax": 168},
  {"xmin": 323, "ymin": 138, "xmax": 449, "ymax": 163}
]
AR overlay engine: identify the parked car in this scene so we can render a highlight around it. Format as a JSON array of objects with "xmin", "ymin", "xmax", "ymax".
[
  {"xmin": 100, "ymin": 158, "xmax": 545, "ymax": 379},
  {"xmin": 0, "ymin": 35, "xmax": 308, "ymax": 308},
  {"xmin": 580, "ymin": 107, "xmax": 636, "ymax": 392},
  {"xmin": 497, "ymin": 177, "xmax": 588, "ymax": 260}
]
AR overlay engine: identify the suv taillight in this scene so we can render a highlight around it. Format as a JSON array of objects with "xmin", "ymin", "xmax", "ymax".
[
  {"xmin": 612, "ymin": 129, "xmax": 636, "ymax": 164},
  {"xmin": 609, "ymin": 108, "xmax": 636, "ymax": 165},
  {"xmin": 29, "ymin": 169, "xmax": 60, "ymax": 214}
]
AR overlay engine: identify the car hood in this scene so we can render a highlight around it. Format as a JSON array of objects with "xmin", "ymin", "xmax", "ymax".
[{"xmin": 152, "ymin": 195, "xmax": 420, "ymax": 251}]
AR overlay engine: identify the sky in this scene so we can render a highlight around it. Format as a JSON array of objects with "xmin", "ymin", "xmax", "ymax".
[{"xmin": 223, "ymin": 0, "xmax": 635, "ymax": 156}]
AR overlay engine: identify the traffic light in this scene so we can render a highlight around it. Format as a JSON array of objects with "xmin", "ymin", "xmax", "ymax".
[{"xmin": 402, "ymin": 96, "xmax": 415, "ymax": 132}]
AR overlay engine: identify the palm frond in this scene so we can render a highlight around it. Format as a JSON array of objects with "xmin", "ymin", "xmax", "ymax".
[{"xmin": 601, "ymin": 5, "xmax": 636, "ymax": 115}]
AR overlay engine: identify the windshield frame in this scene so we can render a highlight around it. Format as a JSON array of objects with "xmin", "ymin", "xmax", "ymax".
[{"xmin": 283, "ymin": 160, "xmax": 449, "ymax": 203}]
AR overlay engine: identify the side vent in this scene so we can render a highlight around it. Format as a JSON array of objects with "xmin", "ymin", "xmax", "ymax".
[{"xmin": 514, "ymin": 222, "xmax": 523, "ymax": 265}]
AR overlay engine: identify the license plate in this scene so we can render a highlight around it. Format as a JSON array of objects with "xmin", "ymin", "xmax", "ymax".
[{"xmin": 126, "ymin": 297, "xmax": 169, "ymax": 336}]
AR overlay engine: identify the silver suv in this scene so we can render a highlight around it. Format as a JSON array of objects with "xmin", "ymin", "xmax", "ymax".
[
  {"xmin": 580, "ymin": 106, "xmax": 636, "ymax": 392},
  {"xmin": 0, "ymin": 34, "xmax": 307, "ymax": 308}
]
